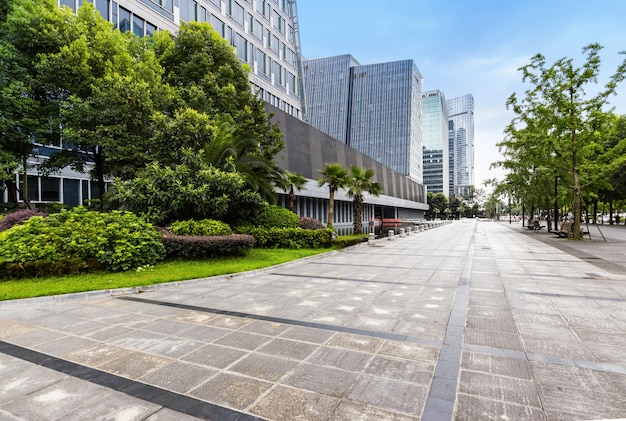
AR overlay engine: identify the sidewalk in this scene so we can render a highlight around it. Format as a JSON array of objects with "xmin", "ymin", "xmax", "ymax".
[{"xmin": 1, "ymin": 219, "xmax": 625, "ymax": 420}]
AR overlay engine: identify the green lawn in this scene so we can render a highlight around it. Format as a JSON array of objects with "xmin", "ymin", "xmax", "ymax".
[{"xmin": 0, "ymin": 248, "xmax": 333, "ymax": 301}]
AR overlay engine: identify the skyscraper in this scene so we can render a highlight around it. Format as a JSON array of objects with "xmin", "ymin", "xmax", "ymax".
[
  {"xmin": 447, "ymin": 94, "xmax": 474, "ymax": 196},
  {"xmin": 58, "ymin": 0, "xmax": 305, "ymax": 120},
  {"xmin": 421, "ymin": 90, "xmax": 449, "ymax": 194},
  {"xmin": 304, "ymin": 56, "xmax": 423, "ymax": 182}
]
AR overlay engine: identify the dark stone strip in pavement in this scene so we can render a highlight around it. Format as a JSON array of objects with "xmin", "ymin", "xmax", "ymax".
[
  {"xmin": 0, "ymin": 341, "xmax": 263, "ymax": 421},
  {"xmin": 116, "ymin": 296, "xmax": 442, "ymax": 347},
  {"xmin": 272, "ymin": 272, "xmax": 456, "ymax": 289},
  {"xmin": 421, "ymin": 240, "xmax": 476, "ymax": 421},
  {"xmin": 512, "ymin": 290, "xmax": 626, "ymax": 303},
  {"xmin": 463, "ymin": 344, "xmax": 626, "ymax": 375}
]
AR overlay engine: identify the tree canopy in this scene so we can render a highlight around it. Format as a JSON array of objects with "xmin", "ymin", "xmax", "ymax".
[{"xmin": 496, "ymin": 44, "xmax": 626, "ymax": 237}]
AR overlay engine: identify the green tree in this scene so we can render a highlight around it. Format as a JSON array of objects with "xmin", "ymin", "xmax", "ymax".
[
  {"xmin": 115, "ymin": 148, "xmax": 265, "ymax": 226},
  {"xmin": 279, "ymin": 171, "xmax": 307, "ymax": 213},
  {"xmin": 155, "ymin": 21, "xmax": 283, "ymax": 161},
  {"xmin": 345, "ymin": 165, "xmax": 381, "ymax": 234},
  {"xmin": 200, "ymin": 119, "xmax": 281, "ymax": 203},
  {"xmin": 317, "ymin": 163, "xmax": 347, "ymax": 228},
  {"xmin": 500, "ymin": 44, "xmax": 626, "ymax": 239}
]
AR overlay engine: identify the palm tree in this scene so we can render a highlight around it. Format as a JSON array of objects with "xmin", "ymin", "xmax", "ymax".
[
  {"xmin": 346, "ymin": 165, "xmax": 382, "ymax": 234},
  {"xmin": 201, "ymin": 119, "xmax": 280, "ymax": 203},
  {"xmin": 279, "ymin": 171, "xmax": 307, "ymax": 213},
  {"xmin": 317, "ymin": 162, "xmax": 347, "ymax": 228}
]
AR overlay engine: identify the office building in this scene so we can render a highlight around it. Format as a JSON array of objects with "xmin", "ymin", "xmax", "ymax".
[
  {"xmin": 59, "ymin": 0, "xmax": 305, "ymax": 119},
  {"xmin": 304, "ymin": 56, "xmax": 424, "ymax": 182},
  {"xmin": 447, "ymin": 94, "xmax": 474, "ymax": 196},
  {"xmin": 421, "ymin": 90, "xmax": 449, "ymax": 194}
]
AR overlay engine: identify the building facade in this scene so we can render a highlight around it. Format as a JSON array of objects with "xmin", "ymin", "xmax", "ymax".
[
  {"xmin": 421, "ymin": 90, "xmax": 449, "ymax": 194},
  {"xmin": 304, "ymin": 56, "xmax": 424, "ymax": 182},
  {"xmin": 59, "ymin": 0, "xmax": 305, "ymax": 120},
  {"xmin": 447, "ymin": 94, "xmax": 474, "ymax": 196}
]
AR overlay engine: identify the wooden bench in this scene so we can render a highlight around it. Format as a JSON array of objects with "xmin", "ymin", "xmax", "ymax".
[{"xmin": 527, "ymin": 220, "xmax": 545, "ymax": 230}]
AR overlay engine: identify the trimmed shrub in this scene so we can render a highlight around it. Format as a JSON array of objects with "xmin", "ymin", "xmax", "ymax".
[
  {"xmin": 0, "ymin": 207, "xmax": 164, "ymax": 275},
  {"xmin": 253, "ymin": 205, "xmax": 299, "ymax": 228},
  {"xmin": 0, "ymin": 209, "xmax": 47, "ymax": 232},
  {"xmin": 332, "ymin": 234, "xmax": 368, "ymax": 248},
  {"xmin": 170, "ymin": 219, "xmax": 232, "ymax": 236},
  {"xmin": 238, "ymin": 226, "xmax": 334, "ymax": 249},
  {"xmin": 298, "ymin": 217, "xmax": 325, "ymax": 230},
  {"xmin": 160, "ymin": 232, "xmax": 254, "ymax": 259},
  {"xmin": 0, "ymin": 258, "xmax": 103, "ymax": 279}
]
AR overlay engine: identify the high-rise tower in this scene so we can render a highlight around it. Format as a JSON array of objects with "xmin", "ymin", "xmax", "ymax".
[
  {"xmin": 447, "ymin": 94, "xmax": 474, "ymax": 196},
  {"xmin": 421, "ymin": 90, "xmax": 449, "ymax": 194},
  {"xmin": 304, "ymin": 56, "xmax": 423, "ymax": 182}
]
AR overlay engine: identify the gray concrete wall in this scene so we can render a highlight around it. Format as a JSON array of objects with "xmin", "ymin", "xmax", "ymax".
[{"xmin": 267, "ymin": 105, "xmax": 427, "ymax": 206}]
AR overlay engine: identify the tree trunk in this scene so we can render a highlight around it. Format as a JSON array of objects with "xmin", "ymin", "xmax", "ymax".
[
  {"xmin": 353, "ymin": 195, "xmax": 363, "ymax": 234},
  {"xmin": 327, "ymin": 189, "xmax": 335, "ymax": 228},
  {"xmin": 288, "ymin": 187, "xmax": 296, "ymax": 213}
]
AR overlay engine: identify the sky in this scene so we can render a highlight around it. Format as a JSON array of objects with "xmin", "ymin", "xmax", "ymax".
[{"xmin": 296, "ymin": 0, "xmax": 626, "ymax": 189}]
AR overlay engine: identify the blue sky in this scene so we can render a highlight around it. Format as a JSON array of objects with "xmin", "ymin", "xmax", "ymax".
[{"xmin": 297, "ymin": 0, "xmax": 626, "ymax": 188}]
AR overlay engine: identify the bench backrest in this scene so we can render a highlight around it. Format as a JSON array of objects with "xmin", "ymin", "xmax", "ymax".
[{"xmin": 559, "ymin": 221, "xmax": 572, "ymax": 232}]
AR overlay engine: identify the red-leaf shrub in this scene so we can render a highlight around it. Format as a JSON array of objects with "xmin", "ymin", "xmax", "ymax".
[
  {"xmin": 0, "ymin": 209, "xmax": 47, "ymax": 232},
  {"xmin": 160, "ymin": 232, "xmax": 254, "ymax": 259}
]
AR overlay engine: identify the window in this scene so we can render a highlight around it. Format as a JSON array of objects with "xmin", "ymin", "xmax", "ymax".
[
  {"xmin": 132, "ymin": 15, "xmax": 144, "ymax": 36},
  {"xmin": 19, "ymin": 175, "xmax": 38, "ymax": 202},
  {"xmin": 229, "ymin": 0, "xmax": 244, "ymax": 26},
  {"xmin": 210, "ymin": 0, "xmax": 220, "ymax": 6},
  {"xmin": 269, "ymin": 34, "xmax": 279, "ymax": 53},
  {"xmin": 180, "ymin": 0, "xmax": 196, "ymax": 22},
  {"xmin": 210, "ymin": 14, "xmax": 225, "ymax": 36},
  {"xmin": 118, "ymin": 7, "xmax": 131, "ymax": 32},
  {"xmin": 60, "ymin": 0, "xmax": 76, "ymax": 12},
  {"xmin": 145, "ymin": 22, "xmax": 156, "ymax": 36},
  {"xmin": 251, "ymin": 18, "xmax": 263, "ymax": 39},
  {"xmin": 95, "ymin": 0, "xmax": 109, "ymax": 20},
  {"xmin": 257, "ymin": 50, "xmax": 268, "ymax": 75},
  {"xmin": 41, "ymin": 177, "xmax": 60, "ymax": 202},
  {"xmin": 233, "ymin": 32, "xmax": 247, "ymax": 61}
]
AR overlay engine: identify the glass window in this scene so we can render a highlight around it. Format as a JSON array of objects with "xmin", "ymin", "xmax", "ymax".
[
  {"xmin": 255, "ymin": 0, "xmax": 263, "ymax": 14},
  {"xmin": 118, "ymin": 7, "xmax": 130, "ymax": 32},
  {"xmin": 257, "ymin": 50, "xmax": 267, "ymax": 75},
  {"xmin": 210, "ymin": 0, "xmax": 220, "ymax": 6},
  {"xmin": 41, "ymin": 177, "xmax": 60, "ymax": 202},
  {"xmin": 198, "ymin": 6, "xmax": 207, "ymax": 22},
  {"xmin": 145, "ymin": 21, "xmax": 156, "ymax": 36},
  {"xmin": 270, "ymin": 34, "xmax": 279, "ymax": 53},
  {"xmin": 90, "ymin": 181, "xmax": 101, "ymax": 200},
  {"xmin": 233, "ymin": 32, "xmax": 247, "ymax": 61},
  {"xmin": 19, "ymin": 175, "xmax": 39, "ymax": 201},
  {"xmin": 63, "ymin": 179, "xmax": 80, "ymax": 207},
  {"xmin": 180, "ymin": 0, "xmax": 196, "ymax": 22},
  {"xmin": 252, "ymin": 19, "xmax": 263, "ymax": 39},
  {"xmin": 230, "ymin": 1, "xmax": 244, "ymax": 26},
  {"xmin": 132, "ymin": 15, "xmax": 144, "ymax": 36},
  {"xmin": 60, "ymin": 0, "xmax": 76, "ymax": 12},
  {"xmin": 210, "ymin": 14, "xmax": 225, "ymax": 36},
  {"xmin": 95, "ymin": 0, "xmax": 109, "ymax": 20}
]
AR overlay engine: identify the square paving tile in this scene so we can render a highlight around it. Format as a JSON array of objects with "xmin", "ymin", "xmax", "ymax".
[
  {"xmin": 347, "ymin": 374, "xmax": 427, "ymax": 416},
  {"xmin": 257, "ymin": 338, "xmax": 318, "ymax": 360},
  {"xmin": 96, "ymin": 351, "xmax": 171, "ymax": 379},
  {"xmin": 229, "ymin": 353, "xmax": 299, "ymax": 382},
  {"xmin": 250, "ymin": 385, "xmax": 340, "ymax": 420},
  {"xmin": 326, "ymin": 333, "xmax": 384, "ymax": 353},
  {"xmin": 306, "ymin": 346, "xmax": 372, "ymax": 372},
  {"xmin": 139, "ymin": 361, "xmax": 218, "ymax": 393},
  {"xmin": 190, "ymin": 372, "xmax": 272, "ymax": 410},
  {"xmin": 180, "ymin": 343, "xmax": 248, "ymax": 369},
  {"xmin": 365, "ymin": 355, "xmax": 434, "ymax": 384},
  {"xmin": 281, "ymin": 363, "xmax": 360, "ymax": 398}
]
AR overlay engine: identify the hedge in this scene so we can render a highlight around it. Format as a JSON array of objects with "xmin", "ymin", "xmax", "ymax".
[{"xmin": 160, "ymin": 232, "xmax": 254, "ymax": 259}]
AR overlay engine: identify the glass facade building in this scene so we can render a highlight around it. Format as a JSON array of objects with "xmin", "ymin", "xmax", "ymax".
[
  {"xmin": 421, "ymin": 90, "xmax": 449, "ymax": 194},
  {"xmin": 304, "ymin": 56, "xmax": 423, "ymax": 182},
  {"xmin": 447, "ymin": 94, "xmax": 474, "ymax": 197}
]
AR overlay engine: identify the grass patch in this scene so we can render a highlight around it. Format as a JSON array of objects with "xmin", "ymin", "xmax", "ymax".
[{"xmin": 0, "ymin": 248, "xmax": 332, "ymax": 301}]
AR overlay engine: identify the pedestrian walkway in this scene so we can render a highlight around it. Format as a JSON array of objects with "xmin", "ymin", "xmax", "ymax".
[{"xmin": 1, "ymin": 219, "xmax": 625, "ymax": 420}]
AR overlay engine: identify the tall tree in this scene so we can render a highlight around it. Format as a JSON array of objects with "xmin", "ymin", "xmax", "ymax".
[
  {"xmin": 279, "ymin": 171, "xmax": 307, "ymax": 213},
  {"xmin": 317, "ymin": 163, "xmax": 347, "ymax": 228},
  {"xmin": 345, "ymin": 165, "xmax": 381, "ymax": 234},
  {"xmin": 500, "ymin": 44, "xmax": 626, "ymax": 238}
]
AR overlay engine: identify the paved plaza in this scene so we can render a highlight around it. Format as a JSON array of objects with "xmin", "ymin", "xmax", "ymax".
[{"xmin": 1, "ymin": 219, "xmax": 625, "ymax": 420}]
